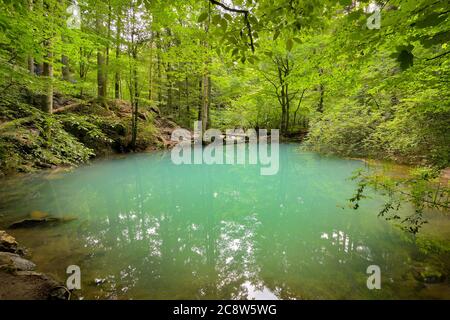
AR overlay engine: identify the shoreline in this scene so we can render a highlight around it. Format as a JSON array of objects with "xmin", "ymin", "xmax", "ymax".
[{"xmin": 0, "ymin": 230, "xmax": 68, "ymax": 300}]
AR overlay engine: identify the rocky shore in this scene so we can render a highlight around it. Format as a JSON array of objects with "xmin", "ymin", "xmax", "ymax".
[{"xmin": 0, "ymin": 230, "xmax": 68, "ymax": 300}]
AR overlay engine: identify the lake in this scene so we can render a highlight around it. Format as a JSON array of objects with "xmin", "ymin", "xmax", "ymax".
[{"xmin": 0, "ymin": 144, "xmax": 448, "ymax": 299}]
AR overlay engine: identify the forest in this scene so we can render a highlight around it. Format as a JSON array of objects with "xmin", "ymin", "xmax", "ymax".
[
  {"xmin": 0, "ymin": 0, "xmax": 449, "ymax": 301},
  {"xmin": 0, "ymin": 0, "xmax": 448, "ymax": 170}
]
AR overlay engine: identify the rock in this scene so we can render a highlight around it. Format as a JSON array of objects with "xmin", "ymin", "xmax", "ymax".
[
  {"xmin": 149, "ymin": 105, "xmax": 160, "ymax": 115},
  {"xmin": 412, "ymin": 265, "xmax": 446, "ymax": 284},
  {"xmin": 0, "ymin": 230, "xmax": 19, "ymax": 253},
  {"xmin": 8, "ymin": 216, "xmax": 77, "ymax": 229},
  {"xmin": 30, "ymin": 210, "xmax": 49, "ymax": 219},
  {"xmin": 0, "ymin": 252, "xmax": 36, "ymax": 271},
  {"xmin": 0, "ymin": 270, "xmax": 69, "ymax": 300},
  {"xmin": 93, "ymin": 278, "xmax": 106, "ymax": 286},
  {"xmin": 49, "ymin": 286, "xmax": 71, "ymax": 300}
]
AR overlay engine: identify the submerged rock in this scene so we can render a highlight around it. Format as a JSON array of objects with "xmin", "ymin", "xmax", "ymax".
[
  {"xmin": 0, "ymin": 231, "xmax": 69, "ymax": 300},
  {"xmin": 412, "ymin": 265, "xmax": 446, "ymax": 284},
  {"xmin": 93, "ymin": 278, "xmax": 106, "ymax": 286},
  {"xmin": 0, "ymin": 270, "xmax": 69, "ymax": 300},
  {"xmin": 30, "ymin": 210, "xmax": 49, "ymax": 219},
  {"xmin": 8, "ymin": 216, "xmax": 77, "ymax": 229},
  {"xmin": 0, "ymin": 252, "xmax": 36, "ymax": 271},
  {"xmin": 0, "ymin": 230, "xmax": 19, "ymax": 253}
]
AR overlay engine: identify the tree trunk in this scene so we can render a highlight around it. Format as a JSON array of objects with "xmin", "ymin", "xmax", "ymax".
[
  {"xmin": 28, "ymin": 57, "xmax": 35, "ymax": 75},
  {"xmin": 114, "ymin": 6, "xmax": 121, "ymax": 99},
  {"xmin": 185, "ymin": 75, "xmax": 189, "ymax": 113},
  {"xmin": 198, "ymin": 79, "xmax": 202, "ymax": 121},
  {"xmin": 285, "ymin": 83, "xmax": 290, "ymax": 135},
  {"xmin": 97, "ymin": 50, "xmax": 107, "ymax": 100},
  {"xmin": 96, "ymin": 13, "xmax": 107, "ymax": 102},
  {"xmin": 42, "ymin": 44, "xmax": 53, "ymax": 113},
  {"xmin": 131, "ymin": 62, "xmax": 139, "ymax": 149},
  {"xmin": 156, "ymin": 32, "xmax": 162, "ymax": 105},
  {"xmin": 61, "ymin": 53, "xmax": 71, "ymax": 81},
  {"xmin": 130, "ymin": 3, "xmax": 139, "ymax": 150},
  {"xmin": 167, "ymin": 62, "xmax": 173, "ymax": 112},
  {"xmin": 317, "ymin": 84, "xmax": 324, "ymax": 113},
  {"xmin": 201, "ymin": 73, "xmax": 209, "ymax": 132},
  {"xmin": 207, "ymin": 75, "xmax": 211, "ymax": 128},
  {"xmin": 27, "ymin": 0, "xmax": 34, "ymax": 75},
  {"xmin": 148, "ymin": 36, "xmax": 153, "ymax": 101},
  {"xmin": 317, "ymin": 68, "xmax": 324, "ymax": 113},
  {"xmin": 293, "ymin": 89, "xmax": 306, "ymax": 126}
]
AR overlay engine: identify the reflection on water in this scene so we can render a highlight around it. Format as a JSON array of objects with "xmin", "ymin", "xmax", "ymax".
[{"xmin": 0, "ymin": 144, "xmax": 448, "ymax": 299}]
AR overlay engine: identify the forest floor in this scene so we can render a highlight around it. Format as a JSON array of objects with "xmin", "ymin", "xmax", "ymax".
[
  {"xmin": 0, "ymin": 88, "xmax": 179, "ymax": 176},
  {"xmin": 0, "ymin": 230, "xmax": 68, "ymax": 300}
]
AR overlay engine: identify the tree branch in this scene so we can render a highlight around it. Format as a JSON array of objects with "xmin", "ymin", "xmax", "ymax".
[
  {"xmin": 209, "ymin": 0, "xmax": 255, "ymax": 52},
  {"xmin": 426, "ymin": 50, "xmax": 450, "ymax": 61}
]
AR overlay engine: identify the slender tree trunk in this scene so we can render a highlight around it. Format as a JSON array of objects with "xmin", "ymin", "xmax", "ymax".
[
  {"xmin": 278, "ymin": 65, "xmax": 287, "ymax": 136},
  {"xmin": 148, "ymin": 36, "xmax": 153, "ymax": 101},
  {"xmin": 207, "ymin": 75, "xmax": 211, "ymax": 128},
  {"xmin": 201, "ymin": 72, "xmax": 209, "ymax": 132},
  {"xmin": 114, "ymin": 5, "xmax": 122, "ymax": 99},
  {"xmin": 27, "ymin": 0, "xmax": 35, "ymax": 75},
  {"xmin": 96, "ymin": 12, "xmax": 107, "ymax": 102},
  {"xmin": 317, "ymin": 68, "xmax": 324, "ymax": 113},
  {"xmin": 28, "ymin": 57, "xmax": 35, "ymax": 75},
  {"xmin": 130, "ymin": 3, "xmax": 139, "ymax": 150},
  {"xmin": 285, "ymin": 83, "xmax": 290, "ymax": 135},
  {"xmin": 42, "ymin": 42, "xmax": 53, "ymax": 113},
  {"xmin": 97, "ymin": 50, "xmax": 107, "ymax": 100},
  {"xmin": 167, "ymin": 62, "xmax": 173, "ymax": 112},
  {"xmin": 131, "ymin": 61, "xmax": 139, "ymax": 148},
  {"xmin": 185, "ymin": 75, "xmax": 189, "ymax": 114},
  {"xmin": 198, "ymin": 78, "xmax": 202, "ymax": 121},
  {"xmin": 317, "ymin": 84, "xmax": 324, "ymax": 113},
  {"xmin": 105, "ymin": 2, "xmax": 112, "ymax": 98},
  {"xmin": 293, "ymin": 89, "xmax": 306, "ymax": 126},
  {"xmin": 200, "ymin": 3, "xmax": 211, "ymax": 131},
  {"xmin": 61, "ymin": 35, "xmax": 71, "ymax": 82},
  {"xmin": 156, "ymin": 32, "xmax": 162, "ymax": 105}
]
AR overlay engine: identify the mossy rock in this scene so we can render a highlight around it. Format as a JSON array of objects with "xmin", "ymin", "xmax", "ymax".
[
  {"xmin": 8, "ymin": 216, "xmax": 77, "ymax": 229},
  {"xmin": 412, "ymin": 265, "xmax": 446, "ymax": 284}
]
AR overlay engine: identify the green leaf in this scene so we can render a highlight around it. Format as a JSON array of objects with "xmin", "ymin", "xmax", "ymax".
[
  {"xmin": 286, "ymin": 38, "xmax": 294, "ymax": 51},
  {"xmin": 249, "ymin": 16, "xmax": 258, "ymax": 25},
  {"xmin": 197, "ymin": 12, "xmax": 208, "ymax": 23},
  {"xmin": 273, "ymin": 30, "xmax": 280, "ymax": 41},
  {"xmin": 212, "ymin": 14, "xmax": 221, "ymax": 25},
  {"xmin": 219, "ymin": 18, "xmax": 228, "ymax": 32},
  {"xmin": 339, "ymin": 0, "xmax": 352, "ymax": 6}
]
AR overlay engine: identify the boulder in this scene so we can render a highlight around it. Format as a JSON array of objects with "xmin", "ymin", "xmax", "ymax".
[
  {"xmin": 0, "ymin": 252, "xmax": 36, "ymax": 271},
  {"xmin": 8, "ymin": 216, "xmax": 77, "ymax": 229},
  {"xmin": 0, "ymin": 270, "xmax": 69, "ymax": 300},
  {"xmin": 0, "ymin": 230, "xmax": 19, "ymax": 253},
  {"xmin": 412, "ymin": 265, "xmax": 446, "ymax": 284}
]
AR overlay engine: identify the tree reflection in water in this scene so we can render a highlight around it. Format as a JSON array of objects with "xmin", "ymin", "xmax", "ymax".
[{"xmin": 0, "ymin": 145, "xmax": 424, "ymax": 299}]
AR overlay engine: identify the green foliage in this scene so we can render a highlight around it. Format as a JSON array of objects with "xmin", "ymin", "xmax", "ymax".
[
  {"xmin": 349, "ymin": 166, "xmax": 450, "ymax": 234},
  {"xmin": 0, "ymin": 98, "xmax": 94, "ymax": 174},
  {"xmin": 0, "ymin": 0, "xmax": 448, "ymax": 232}
]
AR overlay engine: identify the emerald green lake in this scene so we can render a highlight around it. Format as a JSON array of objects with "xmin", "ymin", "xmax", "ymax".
[{"xmin": 0, "ymin": 144, "xmax": 449, "ymax": 299}]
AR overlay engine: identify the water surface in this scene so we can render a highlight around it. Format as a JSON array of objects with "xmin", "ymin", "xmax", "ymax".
[{"xmin": 0, "ymin": 144, "xmax": 448, "ymax": 299}]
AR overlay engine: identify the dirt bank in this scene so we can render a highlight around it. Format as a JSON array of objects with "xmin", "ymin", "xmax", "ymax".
[{"xmin": 0, "ymin": 230, "xmax": 68, "ymax": 300}]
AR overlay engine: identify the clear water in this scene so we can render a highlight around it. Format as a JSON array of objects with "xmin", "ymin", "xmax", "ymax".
[{"xmin": 0, "ymin": 144, "xmax": 449, "ymax": 299}]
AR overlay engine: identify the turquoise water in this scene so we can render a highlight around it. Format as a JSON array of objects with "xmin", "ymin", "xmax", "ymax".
[{"xmin": 0, "ymin": 144, "xmax": 448, "ymax": 299}]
